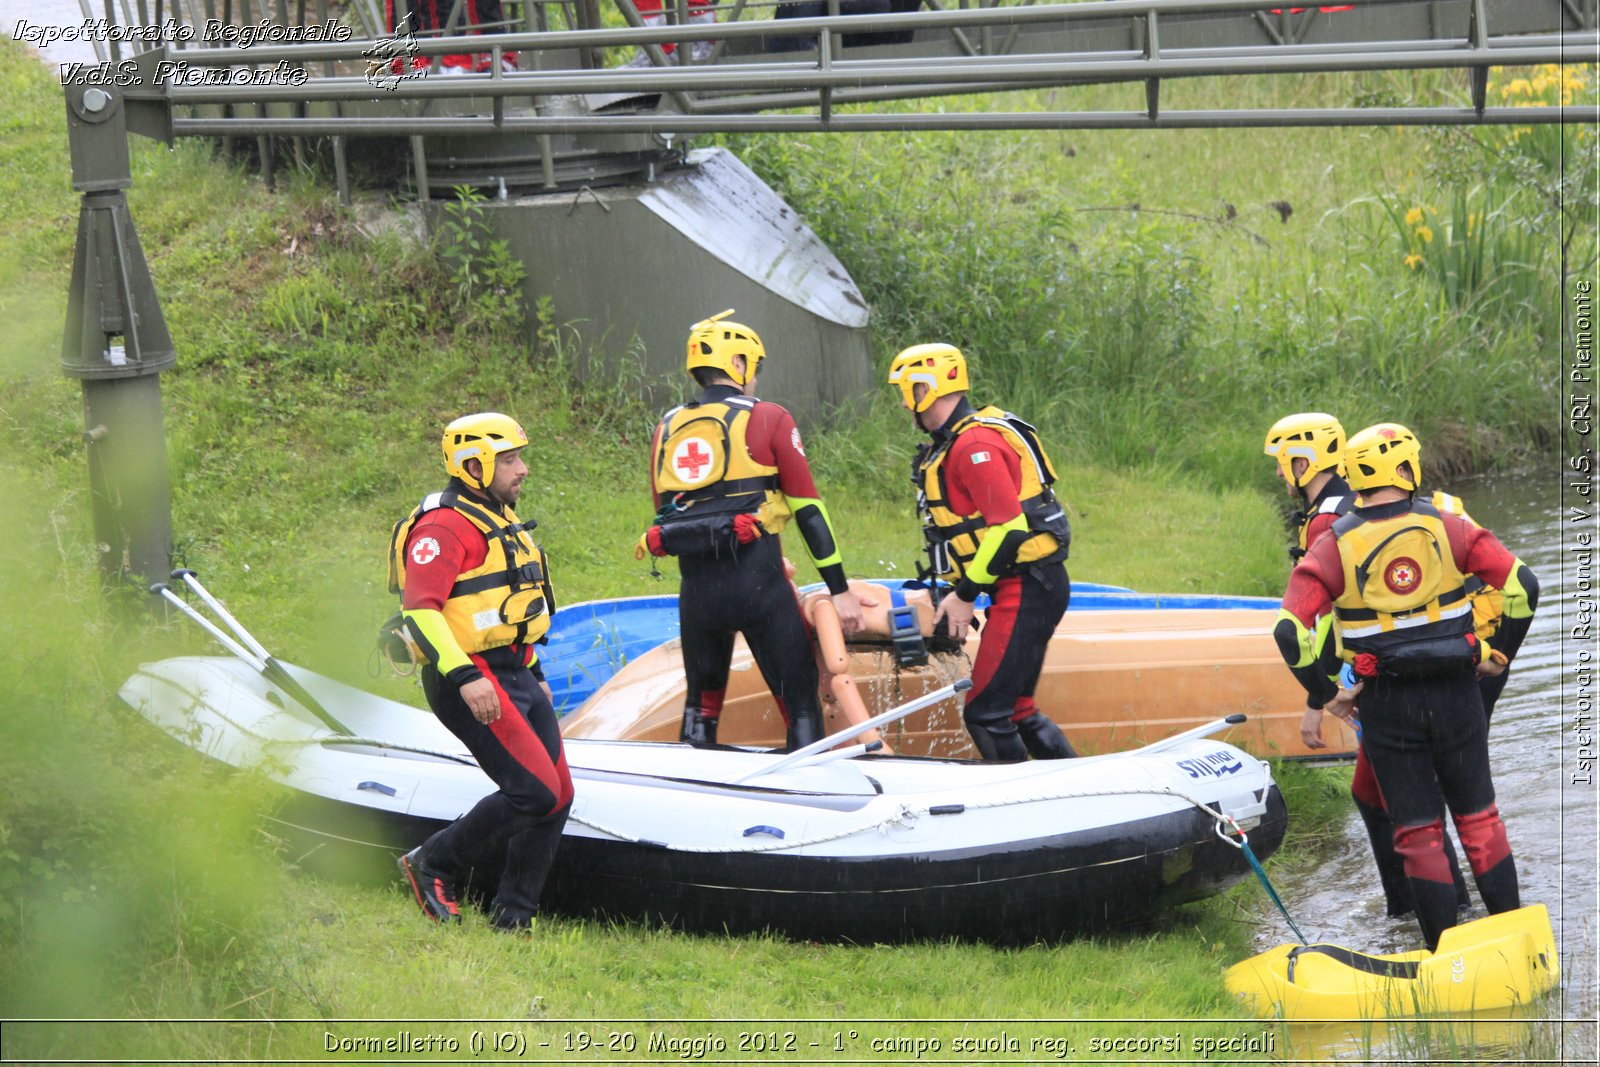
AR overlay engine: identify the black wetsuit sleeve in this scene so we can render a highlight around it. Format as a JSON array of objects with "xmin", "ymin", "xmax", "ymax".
[
  {"xmin": 1488, "ymin": 563, "xmax": 1539, "ymax": 663},
  {"xmin": 1273, "ymin": 616, "xmax": 1339, "ymax": 708},
  {"xmin": 791, "ymin": 500, "xmax": 849, "ymax": 595}
]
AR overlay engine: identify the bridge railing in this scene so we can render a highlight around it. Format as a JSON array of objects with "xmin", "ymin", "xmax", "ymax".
[{"xmin": 58, "ymin": 0, "xmax": 1600, "ymax": 139}]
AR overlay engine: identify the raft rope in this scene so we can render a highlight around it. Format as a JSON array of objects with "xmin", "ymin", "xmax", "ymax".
[
  {"xmin": 563, "ymin": 783, "xmax": 1265, "ymax": 857},
  {"xmin": 313, "ymin": 736, "xmax": 478, "ymax": 766},
  {"xmin": 1216, "ymin": 813, "xmax": 1309, "ymax": 945}
]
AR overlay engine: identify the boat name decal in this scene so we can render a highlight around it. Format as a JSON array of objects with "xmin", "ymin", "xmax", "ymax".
[{"xmin": 1175, "ymin": 750, "xmax": 1244, "ymax": 779}]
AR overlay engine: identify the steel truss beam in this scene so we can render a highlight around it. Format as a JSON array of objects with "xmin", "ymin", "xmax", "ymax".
[{"xmin": 73, "ymin": 0, "xmax": 1600, "ymax": 134}]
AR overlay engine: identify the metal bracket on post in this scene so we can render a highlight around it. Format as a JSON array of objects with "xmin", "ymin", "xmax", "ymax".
[
  {"xmin": 819, "ymin": 26, "xmax": 834, "ymax": 128},
  {"xmin": 61, "ymin": 49, "xmax": 179, "ymax": 595},
  {"xmin": 1468, "ymin": 0, "xmax": 1490, "ymax": 117}
]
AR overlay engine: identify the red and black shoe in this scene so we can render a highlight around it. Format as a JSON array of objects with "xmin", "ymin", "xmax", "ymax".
[{"xmin": 398, "ymin": 848, "xmax": 461, "ymax": 924}]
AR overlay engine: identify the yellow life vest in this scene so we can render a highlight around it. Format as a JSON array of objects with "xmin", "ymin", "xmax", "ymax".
[
  {"xmin": 652, "ymin": 396, "xmax": 791, "ymax": 531},
  {"xmin": 388, "ymin": 488, "xmax": 553, "ymax": 653},
  {"xmin": 1308, "ymin": 489, "xmax": 1501, "ymax": 644},
  {"xmin": 1329, "ymin": 499, "xmax": 1476, "ymax": 664},
  {"xmin": 1296, "ymin": 494, "xmax": 1351, "ymax": 554},
  {"xmin": 1429, "ymin": 491, "xmax": 1503, "ymax": 642},
  {"xmin": 916, "ymin": 406, "xmax": 1070, "ymax": 581}
]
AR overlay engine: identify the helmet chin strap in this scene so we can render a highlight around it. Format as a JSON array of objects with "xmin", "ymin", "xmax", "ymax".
[{"xmin": 1294, "ymin": 483, "xmax": 1311, "ymax": 511}]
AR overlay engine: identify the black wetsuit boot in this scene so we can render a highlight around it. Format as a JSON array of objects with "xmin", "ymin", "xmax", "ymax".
[
  {"xmin": 784, "ymin": 711, "xmax": 824, "ymax": 752},
  {"xmin": 965, "ymin": 718, "xmax": 1029, "ymax": 762},
  {"xmin": 1409, "ymin": 875, "xmax": 1462, "ymax": 952},
  {"xmin": 1354, "ymin": 796, "xmax": 1415, "ymax": 917},
  {"xmin": 680, "ymin": 705, "xmax": 719, "ymax": 747},
  {"xmin": 1015, "ymin": 712, "xmax": 1077, "ymax": 759},
  {"xmin": 1472, "ymin": 855, "xmax": 1521, "ymax": 916}
]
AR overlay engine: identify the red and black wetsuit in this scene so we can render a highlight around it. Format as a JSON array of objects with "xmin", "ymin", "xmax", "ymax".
[
  {"xmin": 1292, "ymin": 475, "xmax": 1452, "ymax": 914},
  {"xmin": 925, "ymin": 401, "xmax": 1074, "ymax": 762},
  {"xmin": 1293, "ymin": 477, "xmax": 1525, "ymax": 919},
  {"xmin": 402, "ymin": 483, "xmax": 572, "ymax": 929},
  {"xmin": 1278, "ymin": 497, "xmax": 1539, "ymax": 949},
  {"xmin": 651, "ymin": 384, "xmax": 848, "ymax": 751}
]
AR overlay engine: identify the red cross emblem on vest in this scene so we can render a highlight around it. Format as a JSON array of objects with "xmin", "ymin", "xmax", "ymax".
[
  {"xmin": 1384, "ymin": 556, "xmax": 1422, "ymax": 596},
  {"xmin": 674, "ymin": 439, "xmax": 714, "ymax": 482}
]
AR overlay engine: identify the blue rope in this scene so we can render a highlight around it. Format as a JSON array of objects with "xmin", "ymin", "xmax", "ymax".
[{"xmin": 1240, "ymin": 837, "xmax": 1309, "ymax": 945}]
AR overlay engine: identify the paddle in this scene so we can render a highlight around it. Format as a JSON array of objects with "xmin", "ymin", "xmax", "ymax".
[
  {"xmin": 1133, "ymin": 713, "xmax": 1248, "ymax": 755},
  {"xmin": 733, "ymin": 679, "xmax": 970, "ymax": 785},
  {"xmin": 770, "ymin": 739, "xmax": 884, "ymax": 772},
  {"xmin": 152, "ymin": 570, "xmax": 353, "ymax": 736}
]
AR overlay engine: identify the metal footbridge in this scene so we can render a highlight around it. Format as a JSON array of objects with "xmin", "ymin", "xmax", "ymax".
[
  {"xmin": 70, "ymin": 0, "xmax": 1598, "ymax": 192},
  {"xmin": 43, "ymin": 0, "xmax": 1600, "ymax": 591}
]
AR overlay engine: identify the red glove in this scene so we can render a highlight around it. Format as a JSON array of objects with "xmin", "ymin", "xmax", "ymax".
[
  {"xmin": 1353, "ymin": 652, "xmax": 1379, "ymax": 679},
  {"xmin": 732, "ymin": 513, "xmax": 765, "ymax": 544},
  {"xmin": 645, "ymin": 526, "xmax": 667, "ymax": 557}
]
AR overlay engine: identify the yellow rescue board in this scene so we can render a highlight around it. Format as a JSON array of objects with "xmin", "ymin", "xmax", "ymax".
[{"xmin": 1225, "ymin": 905, "xmax": 1560, "ymax": 1020}]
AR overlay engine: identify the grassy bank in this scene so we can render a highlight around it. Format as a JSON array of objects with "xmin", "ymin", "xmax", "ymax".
[
  {"xmin": 726, "ymin": 66, "xmax": 1591, "ymax": 483},
  {"xmin": 0, "ymin": 33, "xmax": 1581, "ymax": 1063}
]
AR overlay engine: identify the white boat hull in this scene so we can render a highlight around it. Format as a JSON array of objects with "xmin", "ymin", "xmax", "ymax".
[{"xmin": 120, "ymin": 656, "xmax": 1287, "ymax": 943}]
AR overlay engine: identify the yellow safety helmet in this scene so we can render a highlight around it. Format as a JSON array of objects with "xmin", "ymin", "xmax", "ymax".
[
  {"xmin": 887, "ymin": 343, "xmax": 970, "ymax": 414},
  {"xmin": 687, "ymin": 309, "xmax": 765, "ymax": 386},
  {"xmin": 442, "ymin": 412, "xmax": 528, "ymax": 491},
  {"xmin": 1263, "ymin": 412, "xmax": 1345, "ymax": 488},
  {"xmin": 1344, "ymin": 422, "xmax": 1422, "ymax": 492}
]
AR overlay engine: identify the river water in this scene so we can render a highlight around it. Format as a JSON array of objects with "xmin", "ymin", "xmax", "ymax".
[{"xmin": 1256, "ymin": 468, "xmax": 1599, "ymax": 1060}]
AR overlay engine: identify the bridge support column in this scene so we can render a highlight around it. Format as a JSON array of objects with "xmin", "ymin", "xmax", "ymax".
[{"xmin": 62, "ymin": 58, "xmax": 178, "ymax": 596}]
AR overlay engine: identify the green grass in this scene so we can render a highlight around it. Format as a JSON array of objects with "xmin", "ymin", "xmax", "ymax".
[
  {"xmin": 0, "ymin": 34, "xmax": 1581, "ymax": 1062},
  {"xmin": 723, "ymin": 62, "xmax": 1590, "ymax": 482}
]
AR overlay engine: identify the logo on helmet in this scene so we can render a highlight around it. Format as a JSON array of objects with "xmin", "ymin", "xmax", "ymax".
[{"xmin": 1384, "ymin": 556, "xmax": 1422, "ymax": 596}]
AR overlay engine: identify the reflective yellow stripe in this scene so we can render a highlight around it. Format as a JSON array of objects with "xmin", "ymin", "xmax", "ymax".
[
  {"xmin": 1276, "ymin": 608, "xmax": 1321, "ymax": 668},
  {"xmin": 403, "ymin": 607, "xmax": 472, "ymax": 675},
  {"xmin": 1337, "ymin": 600, "xmax": 1474, "ymax": 639},
  {"xmin": 965, "ymin": 513, "xmax": 1028, "ymax": 585},
  {"xmin": 786, "ymin": 495, "xmax": 841, "ymax": 569},
  {"xmin": 1500, "ymin": 557, "xmax": 1535, "ymax": 619}
]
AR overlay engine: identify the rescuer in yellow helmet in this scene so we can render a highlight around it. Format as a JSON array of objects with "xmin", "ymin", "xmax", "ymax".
[
  {"xmin": 886, "ymin": 342, "xmax": 1077, "ymax": 763},
  {"xmin": 640, "ymin": 311, "xmax": 869, "ymax": 751},
  {"xmin": 1274, "ymin": 422, "xmax": 1539, "ymax": 951},
  {"xmin": 1264, "ymin": 412, "xmax": 1521, "ymax": 922},
  {"xmin": 387, "ymin": 412, "xmax": 571, "ymax": 932}
]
